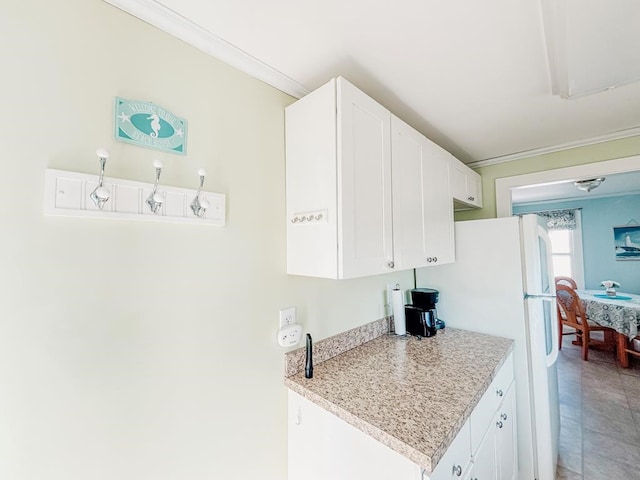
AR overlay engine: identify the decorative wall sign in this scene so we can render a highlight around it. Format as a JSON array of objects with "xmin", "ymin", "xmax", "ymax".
[
  {"xmin": 114, "ymin": 97, "xmax": 187, "ymax": 154},
  {"xmin": 613, "ymin": 225, "xmax": 640, "ymax": 261}
]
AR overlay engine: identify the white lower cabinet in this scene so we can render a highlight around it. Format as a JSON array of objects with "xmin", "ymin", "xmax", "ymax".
[
  {"xmin": 469, "ymin": 422, "xmax": 497, "ymax": 480},
  {"xmin": 467, "ymin": 380, "xmax": 516, "ymax": 480},
  {"xmin": 427, "ymin": 420, "xmax": 471, "ymax": 480},
  {"xmin": 287, "ymin": 355, "xmax": 516, "ymax": 480},
  {"xmin": 467, "ymin": 355, "xmax": 516, "ymax": 480},
  {"xmin": 495, "ymin": 383, "xmax": 517, "ymax": 480},
  {"xmin": 288, "ymin": 390, "xmax": 420, "ymax": 480}
]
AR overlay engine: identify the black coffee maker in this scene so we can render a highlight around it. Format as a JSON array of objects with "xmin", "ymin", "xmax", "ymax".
[{"xmin": 405, "ymin": 288, "xmax": 439, "ymax": 337}]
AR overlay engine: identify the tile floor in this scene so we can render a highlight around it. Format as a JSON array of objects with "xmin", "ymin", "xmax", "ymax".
[{"xmin": 555, "ymin": 334, "xmax": 640, "ymax": 479}]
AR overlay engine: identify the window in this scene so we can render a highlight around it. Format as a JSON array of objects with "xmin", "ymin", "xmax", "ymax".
[
  {"xmin": 549, "ymin": 229, "xmax": 574, "ymax": 277},
  {"xmin": 546, "ymin": 210, "xmax": 585, "ymax": 287}
]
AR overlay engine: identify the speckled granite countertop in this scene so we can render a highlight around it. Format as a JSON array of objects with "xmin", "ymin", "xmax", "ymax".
[{"xmin": 284, "ymin": 327, "xmax": 513, "ymax": 474}]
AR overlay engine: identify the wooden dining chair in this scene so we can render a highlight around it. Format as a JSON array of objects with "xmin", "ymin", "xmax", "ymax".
[
  {"xmin": 555, "ymin": 276, "xmax": 578, "ymax": 289},
  {"xmin": 619, "ymin": 335, "xmax": 640, "ymax": 367},
  {"xmin": 555, "ymin": 276, "xmax": 579, "ymax": 350},
  {"xmin": 555, "ymin": 284, "xmax": 617, "ymax": 361}
]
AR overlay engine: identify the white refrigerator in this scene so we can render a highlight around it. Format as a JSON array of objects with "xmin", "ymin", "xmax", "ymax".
[{"xmin": 416, "ymin": 214, "xmax": 560, "ymax": 480}]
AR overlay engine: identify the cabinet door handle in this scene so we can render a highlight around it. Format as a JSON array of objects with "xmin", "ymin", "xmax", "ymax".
[
  {"xmin": 387, "ymin": 261, "xmax": 395, "ymax": 269},
  {"xmin": 468, "ymin": 195, "xmax": 474, "ymax": 201},
  {"xmin": 295, "ymin": 407, "xmax": 302, "ymax": 425},
  {"xmin": 501, "ymin": 413, "xmax": 508, "ymax": 421},
  {"xmin": 433, "ymin": 257, "xmax": 438, "ymax": 263},
  {"xmin": 452, "ymin": 465, "xmax": 463, "ymax": 477},
  {"xmin": 497, "ymin": 420, "xmax": 504, "ymax": 429},
  {"xmin": 496, "ymin": 389, "xmax": 503, "ymax": 397}
]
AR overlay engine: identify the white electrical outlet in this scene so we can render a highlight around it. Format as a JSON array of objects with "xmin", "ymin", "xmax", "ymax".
[{"xmin": 279, "ymin": 306, "xmax": 297, "ymax": 328}]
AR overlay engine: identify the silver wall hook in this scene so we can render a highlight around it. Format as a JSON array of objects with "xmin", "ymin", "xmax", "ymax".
[
  {"xmin": 90, "ymin": 148, "xmax": 111, "ymax": 209},
  {"xmin": 190, "ymin": 168, "xmax": 209, "ymax": 217},
  {"xmin": 146, "ymin": 159, "xmax": 164, "ymax": 214}
]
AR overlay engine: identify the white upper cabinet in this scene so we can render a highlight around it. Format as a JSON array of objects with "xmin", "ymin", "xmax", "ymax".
[
  {"xmin": 286, "ymin": 77, "xmax": 393, "ymax": 279},
  {"xmin": 285, "ymin": 77, "xmax": 454, "ymax": 279},
  {"xmin": 338, "ymin": 78, "xmax": 394, "ymax": 278},
  {"xmin": 450, "ymin": 156, "xmax": 483, "ymax": 210},
  {"xmin": 391, "ymin": 116, "xmax": 454, "ymax": 270}
]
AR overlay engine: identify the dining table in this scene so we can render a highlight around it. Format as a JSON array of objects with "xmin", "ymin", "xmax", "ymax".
[{"xmin": 577, "ymin": 289, "xmax": 640, "ymax": 367}]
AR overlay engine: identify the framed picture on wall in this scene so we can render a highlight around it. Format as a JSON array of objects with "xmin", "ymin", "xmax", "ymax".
[{"xmin": 613, "ymin": 225, "xmax": 640, "ymax": 261}]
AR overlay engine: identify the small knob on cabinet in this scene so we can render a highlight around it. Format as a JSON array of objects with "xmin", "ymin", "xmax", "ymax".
[
  {"xmin": 452, "ymin": 465, "xmax": 463, "ymax": 477},
  {"xmin": 387, "ymin": 261, "xmax": 395, "ymax": 269},
  {"xmin": 497, "ymin": 420, "xmax": 504, "ymax": 429},
  {"xmin": 496, "ymin": 389, "xmax": 504, "ymax": 397},
  {"xmin": 501, "ymin": 413, "xmax": 508, "ymax": 421}
]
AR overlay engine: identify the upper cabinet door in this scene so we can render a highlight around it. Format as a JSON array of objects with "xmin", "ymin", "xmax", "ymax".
[
  {"xmin": 423, "ymin": 144, "xmax": 455, "ymax": 265},
  {"xmin": 391, "ymin": 116, "xmax": 454, "ymax": 269},
  {"xmin": 337, "ymin": 77, "xmax": 393, "ymax": 279},
  {"xmin": 450, "ymin": 157, "xmax": 483, "ymax": 209}
]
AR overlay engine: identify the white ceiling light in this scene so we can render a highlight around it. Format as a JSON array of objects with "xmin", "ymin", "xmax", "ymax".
[
  {"xmin": 574, "ymin": 177, "xmax": 606, "ymax": 192},
  {"xmin": 540, "ymin": 0, "xmax": 640, "ymax": 99}
]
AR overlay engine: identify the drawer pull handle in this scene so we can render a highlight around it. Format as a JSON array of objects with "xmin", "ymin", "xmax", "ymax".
[
  {"xmin": 452, "ymin": 465, "xmax": 463, "ymax": 477},
  {"xmin": 501, "ymin": 413, "xmax": 508, "ymax": 421},
  {"xmin": 497, "ymin": 420, "xmax": 504, "ymax": 429},
  {"xmin": 496, "ymin": 389, "xmax": 503, "ymax": 397},
  {"xmin": 387, "ymin": 260, "xmax": 395, "ymax": 269}
]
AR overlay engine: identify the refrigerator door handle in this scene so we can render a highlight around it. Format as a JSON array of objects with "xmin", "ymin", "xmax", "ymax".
[
  {"xmin": 523, "ymin": 293, "xmax": 556, "ymax": 299},
  {"xmin": 544, "ymin": 297, "xmax": 559, "ymax": 367}
]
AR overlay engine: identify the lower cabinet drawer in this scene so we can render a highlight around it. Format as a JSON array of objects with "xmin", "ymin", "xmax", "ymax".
[
  {"xmin": 469, "ymin": 353, "xmax": 514, "ymax": 454},
  {"xmin": 427, "ymin": 420, "xmax": 471, "ymax": 480}
]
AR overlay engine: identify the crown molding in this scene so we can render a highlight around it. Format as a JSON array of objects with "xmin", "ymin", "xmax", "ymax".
[
  {"xmin": 103, "ymin": 0, "xmax": 310, "ymax": 99},
  {"xmin": 514, "ymin": 189, "xmax": 640, "ymax": 208},
  {"xmin": 468, "ymin": 126, "xmax": 640, "ymax": 169}
]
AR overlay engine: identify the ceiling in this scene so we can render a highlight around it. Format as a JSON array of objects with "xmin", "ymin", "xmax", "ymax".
[
  {"xmin": 108, "ymin": 0, "xmax": 640, "ymax": 165},
  {"xmin": 511, "ymin": 170, "xmax": 640, "ymax": 205}
]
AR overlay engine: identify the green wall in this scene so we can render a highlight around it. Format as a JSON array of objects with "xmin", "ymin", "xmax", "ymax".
[
  {"xmin": 0, "ymin": 1, "xmax": 414, "ymax": 479},
  {"xmin": 456, "ymin": 136, "xmax": 640, "ymax": 220}
]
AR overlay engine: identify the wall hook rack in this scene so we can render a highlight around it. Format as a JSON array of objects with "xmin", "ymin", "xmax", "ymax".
[{"xmin": 44, "ymin": 150, "xmax": 226, "ymax": 226}]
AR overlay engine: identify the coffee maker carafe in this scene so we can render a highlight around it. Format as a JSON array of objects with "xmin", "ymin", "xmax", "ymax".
[{"xmin": 405, "ymin": 288, "xmax": 439, "ymax": 337}]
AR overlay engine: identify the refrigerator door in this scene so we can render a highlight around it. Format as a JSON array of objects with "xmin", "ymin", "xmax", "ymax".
[{"xmin": 520, "ymin": 214, "xmax": 560, "ymax": 480}]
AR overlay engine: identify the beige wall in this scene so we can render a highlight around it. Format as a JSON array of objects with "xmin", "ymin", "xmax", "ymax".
[
  {"xmin": 0, "ymin": 1, "xmax": 413, "ymax": 479},
  {"xmin": 456, "ymin": 136, "xmax": 640, "ymax": 220}
]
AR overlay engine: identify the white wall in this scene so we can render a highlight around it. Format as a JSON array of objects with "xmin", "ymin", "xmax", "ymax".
[{"xmin": 0, "ymin": 1, "xmax": 413, "ymax": 479}]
